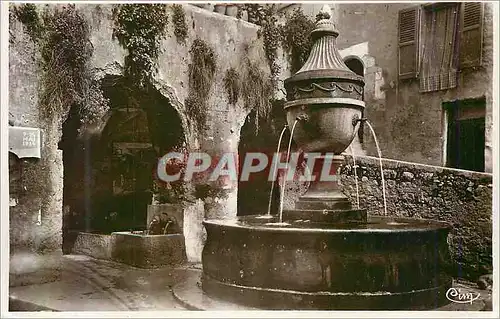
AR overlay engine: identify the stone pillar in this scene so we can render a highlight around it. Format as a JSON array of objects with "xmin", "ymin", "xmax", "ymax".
[
  {"xmin": 182, "ymin": 100, "xmax": 246, "ymax": 262},
  {"xmin": 200, "ymin": 132, "xmax": 239, "ymax": 221},
  {"xmin": 9, "ymin": 120, "xmax": 64, "ymax": 286}
]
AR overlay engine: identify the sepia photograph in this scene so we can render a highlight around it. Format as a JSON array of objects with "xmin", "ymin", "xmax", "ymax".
[{"xmin": 0, "ymin": 0, "xmax": 498, "ymax": 316}]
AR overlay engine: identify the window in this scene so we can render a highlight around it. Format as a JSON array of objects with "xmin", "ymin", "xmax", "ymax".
[
  {"xmin": 398, "ymin": 7, "xmax": 420, "ymax": 79},
  {"xmin": 419, "ymin": 3, "xmax": 460, "ymax": 92},
  {"xmin": 444, "ymin": 98, "xmax": 486, "ymax": 172},
  {"xmin": 398, "ymin": 3, "xmax": 484, "ymax": 88}
]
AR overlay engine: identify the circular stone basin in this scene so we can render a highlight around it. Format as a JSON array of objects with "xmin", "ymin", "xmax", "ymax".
[{"xmin": 202, "ymin": 215, "xmax": 453, "ymax": 310}]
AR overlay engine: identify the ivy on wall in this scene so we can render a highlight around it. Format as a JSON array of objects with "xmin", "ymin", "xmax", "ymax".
[
  {"xmin": 242, "ymin": 57, "xmax": 274, "ymax": 132},
  {"xmin": 171, "ymin": 4, "xmax": 188, "ymax": 44},
  {"xmin": 280, "ymin": 8, "xmax": 316, "ymax": 74},
  {"xmin": 223, "ymin": 67, "xmax": 240, "ymax": 106},
  {"xmin": 11, "ymin": 3, "xmax": 43, "ymax": 42},
  {"xmin": 40, "ymin": 5, "xmax": 109, "ymax": 127},
  {"xmin": 240, "ymin": 4, "xmax": 282, "ymax": 80},
  {"xmin": 259, "ymin": 6, "xmax": 282, "ymax": 80},
  {"xmin": 185, "ymin": 38, "xmax": 217, "ymax": 133},
  {"xmin": 10, "ymin": 4, "xmax": 108, "ymax": 127},
  {"xmin": 237, "ymin": 5, "xmax": 316, "ymax": 79},
  {"xmin": 112, "ymin": 4, "xmax": 169, "ymax": 87},
  {"xmin": 235, "ymin": 6, "xmax": 316, "ymax": 131}
]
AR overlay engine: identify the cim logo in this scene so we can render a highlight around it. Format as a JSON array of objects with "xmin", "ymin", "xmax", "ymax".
[{"xmin": 445, "ymin": 287, "xmax": 480, "ymax": 304}]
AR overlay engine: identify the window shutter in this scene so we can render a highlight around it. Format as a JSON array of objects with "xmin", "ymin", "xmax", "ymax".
[
  {"xmin": 459, "ymin": 2, "xmax": 484, "ymax": 69},
  {"xmin": 398, "ymin": 7, "xmax": 420, "ymax": 79}
]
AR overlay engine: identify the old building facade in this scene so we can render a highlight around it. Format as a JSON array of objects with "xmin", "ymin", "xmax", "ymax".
[{"xmin": 282, "ymin": 2, "xmax": 494, "ymax": 173}]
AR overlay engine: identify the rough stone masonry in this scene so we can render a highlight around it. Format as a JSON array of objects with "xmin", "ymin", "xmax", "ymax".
[{"xmin": 340, "ymin": 155, "xmax": 492, "ymax": 281}]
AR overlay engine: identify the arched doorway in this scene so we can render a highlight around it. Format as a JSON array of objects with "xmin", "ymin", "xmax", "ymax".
[{"xmin": 60, "ymin": 76, "xmax": 186, "ymax": 252}]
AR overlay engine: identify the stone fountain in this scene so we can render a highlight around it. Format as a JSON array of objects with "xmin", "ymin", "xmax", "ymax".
[{"xmin": 197, "ymin": 6, "xmax": 452, "ymax": 310}]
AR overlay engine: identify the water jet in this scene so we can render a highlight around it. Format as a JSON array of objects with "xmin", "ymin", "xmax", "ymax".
[{"xmin": 196, "ymin": 5, "xmax": 452, "ymax": 310}]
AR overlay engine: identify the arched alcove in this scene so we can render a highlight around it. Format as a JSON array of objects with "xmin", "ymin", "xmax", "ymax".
[
  {"xmin": 60, "ymin": 75, "xmax": 187, "ymax": 252},
  {"xmin": 344, "ymin": 56, "xmax": 365, "ymax": 77},
  {"xmin": 344, "ymin": 56, "xmax": 366, "ymax": 144}
]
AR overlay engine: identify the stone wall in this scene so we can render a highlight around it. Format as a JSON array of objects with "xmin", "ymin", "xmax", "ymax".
[
  {"xmin": 9, "ymin": 3, "xmax": 270, "ymax": 263},
  {"xmin": 340, "ymin": 155, "xmax": 493, "ymax": 280},
  {"xmin": 9, "ymin": 14, "xmax": 63, "ymax": 255}
]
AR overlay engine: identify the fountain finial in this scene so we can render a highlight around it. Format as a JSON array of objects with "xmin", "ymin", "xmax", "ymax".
[
  {"xmin": 316, "ymin": 4, "xmax": 331, "ymax": 21},
  {"xmin": 284, "ymin": 4, "xmax": 363, "ymax": 86}
]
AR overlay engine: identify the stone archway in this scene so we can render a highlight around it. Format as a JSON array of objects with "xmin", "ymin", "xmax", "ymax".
[{"xmin": 60, "ymin": 75, "xmax": 188, "ymax": 253}]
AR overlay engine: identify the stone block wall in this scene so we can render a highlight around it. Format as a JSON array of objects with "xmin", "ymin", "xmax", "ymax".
[{"xmin": 340, "ymin": 155, "xmax": 493, "ymax": 280}]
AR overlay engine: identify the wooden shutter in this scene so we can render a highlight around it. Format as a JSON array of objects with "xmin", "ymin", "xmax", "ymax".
[
  {"xmin": 398, "ymin": 7, "xmax": 420, "ymax": 79},
  {"xmin": 459, "ymin": 2, "xmax": 484, "ymax": 69}
]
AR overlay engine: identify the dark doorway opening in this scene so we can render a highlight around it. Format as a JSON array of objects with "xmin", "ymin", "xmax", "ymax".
[
  {"xmin": 444, "ymin": 98, "xmax": 486, "ymax": 172},
  {"xmin": 344, "ymin": 57, "xmax": 365, "ymax": 143},
  {"xmin": 237, "ymin": 101, "xmax": 289, "ymax": 216}
]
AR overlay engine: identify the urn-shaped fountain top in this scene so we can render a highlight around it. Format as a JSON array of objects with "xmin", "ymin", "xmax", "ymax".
[{"xmin": 284, "ymin": 5, "xmax": 365, "ymax": 104}]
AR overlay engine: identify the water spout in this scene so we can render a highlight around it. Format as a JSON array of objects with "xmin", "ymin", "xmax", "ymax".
[
  {"xmin": 267, "ymin": 126, "xmax": 288, "ymax": 216},
  {"xmin": 365, "ymin": 121, "xmax": 388, "ymax": 216},
  {"xmin": 163, "ymin": 221, "xmax": 173, "ymax": 235},
  {"xmin": 147, "ymin": 216, "xmax": 159, "ymax": 235},
  {"xmin": 348, "ymin": 145, "xmax": 360, "ymax": 209},
  {"xmin": 279, "ymin": 120, "xmax": 299, "ymax": 223}
]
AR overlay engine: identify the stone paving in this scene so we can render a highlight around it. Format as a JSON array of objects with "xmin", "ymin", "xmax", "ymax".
[
  {"xmin": 9, "ymin": 254, "xmax": 189, "ymax": 311},
  {"xmin": 8, "ymin": 254, "xmax": 492, "ymax": 312}
]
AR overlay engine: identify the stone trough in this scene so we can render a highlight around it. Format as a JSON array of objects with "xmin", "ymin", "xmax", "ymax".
[{"xmin": 72, "ymin": 231, "xmax": 186, "ymax": 268}]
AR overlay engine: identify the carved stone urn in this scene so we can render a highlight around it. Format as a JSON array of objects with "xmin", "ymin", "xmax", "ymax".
[{"xmin": 283, "ymin": 5, "xmax": 366, "ymax": 223}]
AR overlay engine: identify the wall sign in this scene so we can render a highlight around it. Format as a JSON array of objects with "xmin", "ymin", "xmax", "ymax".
[{"xmin": 9, "ymin": 126, "xmax": 41, "ymax": 159}]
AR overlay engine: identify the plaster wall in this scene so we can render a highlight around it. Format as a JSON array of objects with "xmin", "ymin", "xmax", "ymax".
[
  {"xmin": 9, "ymin": 14, "xmax": 63, "ymax": 256},
  {"xmin": 9, "ymin": 3, "xmax": 269, "ymax": 264}
]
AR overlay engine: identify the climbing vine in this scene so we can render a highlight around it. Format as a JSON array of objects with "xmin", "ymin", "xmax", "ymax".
[
  {"xmin": 258, "ymin": 5, "xmax": 281, "ymax": 80},
  {"xmin": 36, "ymin": 4, "xmax": 108, "ymax": 127},
  {"xmin": 238, "ymin": 5, "xmax": 316, "ymax": 77},
  {"xmin": 236, "ymin": 4, "xmax": 282, "ymax": 80},
  {"xmin": 185, "ymin": 38, "xmax": 217, "ymax": 132},
  {"xmin": 242, "ymin": 57, "xmax": 274, "ymax": 131},
  {"xmin": 280, "ymin": 8, "xmax": 315, "ymax": 74},
  {"xmin": 171, "ymin": 4, "xmax": 188, "ymax": 44},
  {"xmin": 11, "ymin": 3, "xmax": 43, "ymax": 42},
  {"xmin": 242, "ymin": 4, "xmax": 282, "ymax": 80},
  {"xmin": 223, "ymin": 67, "xmax": 240, "ymax": 105},
  {"xmin": 112, "ymin": 4, "xmax": 169, "ymax": 87}
]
